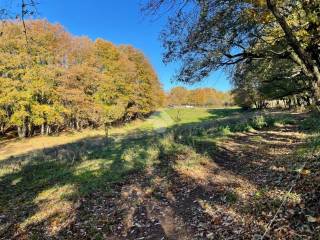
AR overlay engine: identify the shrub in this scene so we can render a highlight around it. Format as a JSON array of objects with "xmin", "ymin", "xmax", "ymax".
[
  {"xmin": 250, "ymin": 115, "xmax": 267, "ymax": 130},
  {"xmin": 193, "ymin": 127, "xmax": 207, "ymax": 137},
  {"xmin": 217, "ymin": 125, "xmax": 231, "ymax": 136},
  {"xmin": 281, "ymin": 117, "xmax": 296, "ymax": 125},
  {"xmin": 232, "ymin": 123, "xmax": 253, "ymax": 132},
  {"xmin": 266, "ymin": 115, "xmax": 296, "ymax": 127}
]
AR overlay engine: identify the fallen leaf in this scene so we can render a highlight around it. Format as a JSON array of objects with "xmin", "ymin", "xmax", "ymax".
[
  {"xmin": 301, "ymin": 169, "xmax": 311, "ymax": 175},
  {"xmin": 306, "ymin": 215, "xmax": 318, "ymax": 223},
  {"xmin": 206, "ymin": 232, "xmax": 214, "ymax": 239}
]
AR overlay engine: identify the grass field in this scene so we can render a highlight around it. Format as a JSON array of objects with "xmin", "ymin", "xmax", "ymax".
[
  {"xmin": 0, "ymin": 108, "xmax": 239, "ymax": 161},
  {"xmin": 0, "ymin": 108, "xmax": 319, "ymax": 239}
]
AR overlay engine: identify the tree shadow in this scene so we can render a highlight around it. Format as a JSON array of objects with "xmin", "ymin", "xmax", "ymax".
[
  {"xmin": 195, "ymin": 108, "xmax": 243, "ymax": 122},
  {"xmin": 144, "ymin": 147, "xmax": 256, "ymax": 239},
  {"xmin": 157, "ymin": 114, "xmax": 315, "ymax": 238},
  {"xmin": 0, "ymin": 111, "xmax": 314, "ymax": 239},
  {"xmin": 0, "ymin": 134, "xmax": 161, "ymax": 238}
]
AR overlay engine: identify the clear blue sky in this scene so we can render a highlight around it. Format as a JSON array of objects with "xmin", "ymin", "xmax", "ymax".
[{"xmin": 35, "ymin": 0, "xmax": 231, "ymax": 92}]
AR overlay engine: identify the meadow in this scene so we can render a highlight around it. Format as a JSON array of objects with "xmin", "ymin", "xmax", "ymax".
[{"xmin": 0, "ymin": 107, "xmax": 319, "ymax": 239}]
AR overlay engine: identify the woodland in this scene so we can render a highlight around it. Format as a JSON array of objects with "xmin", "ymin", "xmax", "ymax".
[{"xmin": 0, "ymin": 20, "xmax": 165, "ymax": 138}]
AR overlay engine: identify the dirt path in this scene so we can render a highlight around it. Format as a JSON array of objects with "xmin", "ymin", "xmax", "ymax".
[{"xmin": 54, "ymin": 122, "xmax": 318, "ymax": 239}]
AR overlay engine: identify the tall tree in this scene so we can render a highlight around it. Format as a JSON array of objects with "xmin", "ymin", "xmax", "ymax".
[{"xmin": 144, "ymin": 0, "xmax": 320, "ymax": 104}]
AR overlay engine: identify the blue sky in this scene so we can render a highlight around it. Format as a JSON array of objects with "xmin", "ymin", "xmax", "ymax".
[{"xmin": 35, "ymin": 0, "xmax": 231, "ymax": 92}]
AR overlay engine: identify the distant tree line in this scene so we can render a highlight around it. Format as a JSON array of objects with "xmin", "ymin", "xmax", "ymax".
[
  {"xmin": 0, "ymin": 20, "xmax": 165, "ymax": 138},
  {"xmin": 167, "ymin": 87, "xmax": 232, "ymax": 107}
]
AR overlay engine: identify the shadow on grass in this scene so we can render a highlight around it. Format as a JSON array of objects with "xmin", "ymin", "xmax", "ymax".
[
  {"xmin": 205, "ymin": 108, "xmax": 243, "ymax": 119},
  {"xmin": 0, "ymin": 109, "xmax": 313, "ymax": 239},
  {"xmin": 0, "ymin": 134, "xmax": 162, "ymax": 237}
]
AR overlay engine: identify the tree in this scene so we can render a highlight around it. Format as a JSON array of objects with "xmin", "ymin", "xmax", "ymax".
[
  {"xmin": 167, "ymin": 87, "xmax": 190, "ymax": 106},
  {"xmin": 232, "ymin": 56, "xmax": 312, "ymax": 109},
  {"xmin": 0, "ymin": 0, "xmax": 38, "ymax": 42},
  {"xmin": 232, "ymin": 62, "xmax": 267, "ymax": 109},
  {"xmin": 119, "ymin": 45, "xmax": 165, "ymax": 118},
  {"xmin": 144, "ymin": 0, "xmax": 320, "ymax": 104}
]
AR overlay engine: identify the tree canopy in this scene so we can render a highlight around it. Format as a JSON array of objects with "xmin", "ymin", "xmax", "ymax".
[
  {"xmin": 144, "ymin": 0, "xmax": 320, "ymax": 106},
  {"xmin": 167, "ymin": 87, "xmax": 232, "ymax": 107},
  {"xmin": 0, "ymin": 20, "xmax": 164, "ymax": 137}
]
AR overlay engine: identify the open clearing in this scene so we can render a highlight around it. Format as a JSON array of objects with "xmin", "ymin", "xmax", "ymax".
[{"xmin": 0, "ymin": 108, "xmax": 319, "ymax": 239}]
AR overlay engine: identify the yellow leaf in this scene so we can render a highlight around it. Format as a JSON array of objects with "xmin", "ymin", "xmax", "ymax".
[{"xmin": 301, "ymin": 169, "xmax": 311, "ymax": 175}]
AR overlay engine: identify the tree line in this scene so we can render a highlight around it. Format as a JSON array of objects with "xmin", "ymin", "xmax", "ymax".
[
  {"xmin": 167, "ymin": 87, "xmax": 232, "ymax": 107},
  {"xmin": 0, "ymin": 20, "xmax": 165, "ymax": 138}
]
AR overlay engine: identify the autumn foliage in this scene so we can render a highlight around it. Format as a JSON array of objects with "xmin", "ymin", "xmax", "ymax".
[
  {"xmin": 0, "ymin": 20, "xmax": 165, "ymax": 137},
  {"xmin": 167, "ymin": 87, "xmax": 232, "ymax": 107}
]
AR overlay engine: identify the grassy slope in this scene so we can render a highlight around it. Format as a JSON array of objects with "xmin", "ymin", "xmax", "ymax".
[{"xmin": 0, "ymin": 108, "xmax": 319, "ymax": 239}]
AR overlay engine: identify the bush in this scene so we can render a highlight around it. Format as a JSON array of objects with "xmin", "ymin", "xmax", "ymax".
[
  {"xmin": 309, "ymin": 134, "xmax": 320, "ymax": 152},
  {"xmin": 217, "ymin": 125, "xmax": 231, "ymax": 136},
  {"xmin": 250, "ymin": 115, "xmax": 267, "ymax": 130},
  {"xmin": 193, "ymin": 127, "xmax": 207, "ymax": 137},
  {"xmin": 225, "ymin": 191, "xmax": 238, "ymax": 204}
]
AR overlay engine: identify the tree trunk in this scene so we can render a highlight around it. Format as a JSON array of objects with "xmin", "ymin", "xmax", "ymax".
[
  {"xmin": 17, "ymin": 126, "xmax": 23, "ymax": 138},
  {"xmin": 18, "ymin": 117, "xmax": 30, "ymax": 138},
  {"xmin": 104, "ymin": 123, "xmax": 109, "ymax": 140},
  {"xmin": 17, "ymin": 124, "xmax": 27, "ymax": 138},
  {"xmin": 266, "ymin": 0, "xmax": 320, "ymax": 105},
  {"xmin": 76, "ymin": 120, "xmax": 81, "ymax": 130},
  {"xmin": 311, "ymin": 82, "xmax": 320, "ymax": 105},
  {"xmin": 73, "ymin": 118, "xmax": 77, "ymax": 130},
  {"xmin": 28, "ymin": 122, "xmax": 34, "ymax": 136},
  {"xmin": 105, "ymin": 124, "xmax": 108, "ymax": 137},
  {"xmin": 0, "ymin": 124, "xmax": 5, "ymax": 136},
  {"xmin": 46, "ymin": 125, "xmax": 51, "ymax": 135},
  {"xmin": 41, "ymin": 123, "xmax": 45, "ymax": 135}
]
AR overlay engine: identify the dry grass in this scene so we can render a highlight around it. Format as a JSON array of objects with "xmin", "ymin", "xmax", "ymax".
[{"xmin": 0, "ymin": 129, "xmax": 105, "ymax": 161}]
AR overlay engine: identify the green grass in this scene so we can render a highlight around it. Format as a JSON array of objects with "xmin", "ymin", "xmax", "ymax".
[
  {"xmin": 296, "ymin": 113, "xmax": 320, "ymax": 157},
  {"xmin": 213, "ymin": 113, "xmax": 298, "ymax": 133},
  {"xmin": 0, "ymin": 135, "xmax": 163, "ymax": 234},
  {"xmin": 299, "ymin": 112, "xmax": 320, "ymax": 132},
  {"xmin": 217, "ymin": 125, "xmax": 232, "ymax": 136},
  {"xmin": 164, "ymin": 107, "xmax": 240, "ymax": 124},
  {"xmin": 0, "ymin": 108, "xmax": 237, "ymax": 209},
  {"xmin": 165, "ymin": 108, "xmax": 211, "ymax": 124},
  {"xmin": 225, "ymin": 191, "xmax": 238, "ymax": 204},
  {"xmin": 0, "ymin": 107, "xmax": 309, "ymax": 237}
]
